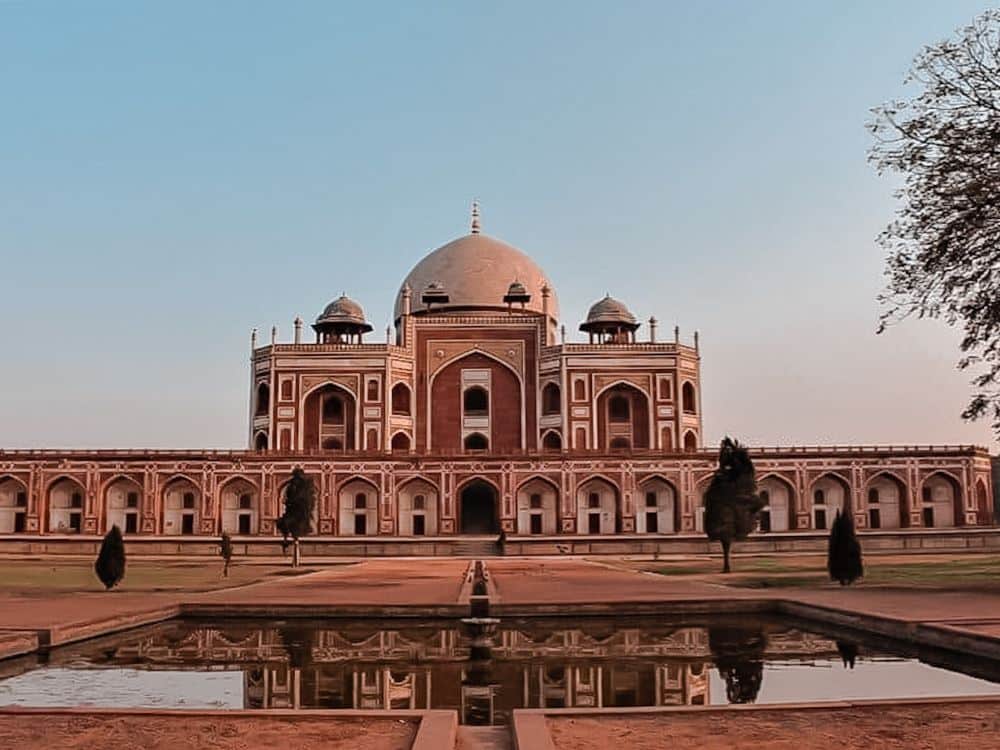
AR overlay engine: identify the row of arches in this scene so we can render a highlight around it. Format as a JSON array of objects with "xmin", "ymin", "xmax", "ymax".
[
  {"xmin": 253, "ymin": 373, "xmax": 700, "ymax": 453},
  {"xmin": 694, "ymin": 471, "xmax": 988, "ymax": 532},
  {"xmin": 2, "ymin": 469, "xmax": 988, "ymax": 537}
]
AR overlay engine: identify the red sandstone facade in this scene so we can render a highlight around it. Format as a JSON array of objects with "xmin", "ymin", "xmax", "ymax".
[{"xmin": 0, "ymin": 212, "xmax": 994, "ymax": 540}]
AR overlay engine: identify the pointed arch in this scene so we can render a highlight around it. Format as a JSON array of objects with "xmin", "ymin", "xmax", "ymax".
[
  {"xmin": 865, "ymin": 471, "xmax": 907, "ymax": 530},
  {"xmin": 428, "ymin": 350, "xmax": 525, "ymax": 452},
  {"xmin": 596, "ymin": 381, "xmax": 650, "ymax": 450},
  {"xmin": 681, "ymin": 381, "xmax": 697, "ymax": 414},
  {"xmin": 921, "ymin": 471, "xmax": 961, "ymax": 528},
  {"xmin": 391, "ymin": 382, "xmax": 412, "ymax": 416},
  {"xmin": 104, "ymin": 475, "xmax": 144, "ymax": 534},
  {"xmin": 254, "ymin": 381, "xmax": 270, "ymax": 418},
  {"xmin": 757, "ymin": 474, "xmax": 796, "ymax": 532},
  {"xmin": 390, "ymin": 431, "xmax": 412, "ymax": 452},
  {"xmin": 0, "ymin": 476, "xmax": 29, "ymax": 534},
  {"xmin": 637, "ymin": 475, "xmax": 679, "ymax": 533},
  {"xmin": 302, "ymin": 381, "xmax": 357, "ymax": 452},
  {"xmin": 397, "ymin": 475, "xmax": 439, "ymax": 536},
  {"xmin": 809, "ymin": 472, "xmax": 851, "ymax": 531},
  {"xmin": 541, "ymin": 382, "xmax": 561, "ymax": 416},
  {"xmin": 541, "ymin": 429, "xmax": 562, "ymax": 451},
  {"xmin": 45, "ymin": 475, "xmax": 86, "ymax": 534},
  {"xmin": 161, "ymin": 474, "xmax": 201, "ymax": 535},
  {"xmin": 517, "ymin": 475, "xmax": 559, "ymax": 535},
  {"xmin": 976, "ymin": 478, "xmax": 992, "ymax": 525},
  {"xmin": 683, "ymin": 430, "xmax": 698, "ymax": 452},
  {"xmin": 576, "ymin": 476, "xmax": 620, "ymax": 534}
]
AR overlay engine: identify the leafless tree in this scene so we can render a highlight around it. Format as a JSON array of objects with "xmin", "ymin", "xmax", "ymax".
[{"xmin": 869, "ymin": 11, "xmax": 1000, "ymax": 437}]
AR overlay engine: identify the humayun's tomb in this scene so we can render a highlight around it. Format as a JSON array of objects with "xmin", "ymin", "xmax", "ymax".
[{"xmin": 0, "ymin": 206, "xmax": 994, "ymax": 554}]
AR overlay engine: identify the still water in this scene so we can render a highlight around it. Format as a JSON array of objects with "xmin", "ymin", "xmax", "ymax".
[{"xmin": 0, "ymin": 615, "xmax": 998, "ymax": 724}]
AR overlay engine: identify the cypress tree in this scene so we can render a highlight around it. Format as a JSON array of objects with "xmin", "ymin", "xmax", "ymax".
[
  {"xmin": 704, "ymin": 437, "xmax": 764, "ymax": 573},
  {"xmin": 827, "ymin": 509, "xmax": 863, "ymax": 585},
  {"xmin": 94, "ymin": 525, "xmax": 126, "ymax": 590}
]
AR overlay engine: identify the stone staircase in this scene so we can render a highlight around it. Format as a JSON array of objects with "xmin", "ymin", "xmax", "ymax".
[{"xmin": 451, "ymin": 536, "xmax": 500, "ymax": 557}]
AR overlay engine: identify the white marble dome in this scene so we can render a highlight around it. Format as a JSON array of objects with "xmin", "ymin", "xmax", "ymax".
[{"xmin": 394, "ymin": 233, "xmax": 559, "ymax": 323}]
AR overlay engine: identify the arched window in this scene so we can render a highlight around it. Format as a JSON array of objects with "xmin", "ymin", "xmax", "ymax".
[
  {"xmin": 391, "ymin": 383, "xmax": 411, "ymax": 416},
  {"xmin": 254, "ymin": 432, "xmax": 268, "ymax": 451},
  {"xmin": 464, "ymin": 433, "xmax": 488, "ymax": 450},
  {"xmin": 682, "ymin": 382, "xmax": 697, "ymax": 415},
  {"xmin": 868, "ymin": 488, "xmax": 880, "ymax": 503},
  {"xmin": 413, "ymin": 494, "xmax": 425, "ymax": 510},
  {"xmin": 573, "ymin": 379, "xmax": 586, "ymax": 401},
  {"xmin": 464, "ymin": 387, "xmax": 488, "ymax": 415},
  {"xmin": 683, "ymin": 431, "xmax": 698, "ymax": 452},
  {"xmin": 542, "ymin": 431, "xmax": 562, "ymax": 451},
  {"xmin": 355, "ymin": 492, "xmax": 367, "ymax": 509},
  {"xmin": 609, "ymin": 395, "xmax": 630, "ymax": 423},
  {"xmin": 814, "ymin": 488, "xmax": 825, "ymax": 505},
  {"xmin": 391, "ymin": 432, "xmax": 411, "ymax": 451},
  {"xmin": 322, "ymin": 395, "xmax": 344, "ymax": 424},
  {"xmin": 542, "ymin": 383, "xmax": 561, "ymax": 415},
  {"xmin": 182, "ymin": 492, "xmax": 195, "ymax": 509},
  {"xmin": 280, "ymin": 379, "xmax": 293, "ymax": 401},
  {"xmin": 365, "ymin": 429, "xmax": 378, "ymax": 450},
  {"xmin": 255, "ymin": 382, "xmax": 270, "ymax": 417},
  {"xmin": 366, "ymin": 379, "xmax": 379, "ymax": 401}
]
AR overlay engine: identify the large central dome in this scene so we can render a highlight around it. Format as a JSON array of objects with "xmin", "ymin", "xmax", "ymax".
[{"xmin": 394, "ymin": 232, "xmax": 560, "ymax": 323}]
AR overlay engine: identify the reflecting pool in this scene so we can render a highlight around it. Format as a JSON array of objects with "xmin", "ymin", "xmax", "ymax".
[{"xmin": 1, "ymin": 615, "xmax": 998, "ymax": 725}]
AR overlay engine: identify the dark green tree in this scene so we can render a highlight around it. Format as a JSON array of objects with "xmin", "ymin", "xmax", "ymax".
[
  {"xmin": 703, "ymin": 437, "xmax": 763, "ymax": 573},
  {"xmin": 708, "ymin": 624, "xmax": 767, "ymax": 704},
  {"xmin": 277, "ymin": 468, "xmax": 315, "ymax": 567},
  {"xmin": 220, "ymin": 531, "xmax": 234, "ymax": 578},
  {"xmin": 827, "ymin": 509, "xmax": 864, "ymax": 585},
  {"xmin": 94, "ymin": 525, "xmax": 126, "ymax": 590},
  {"xmin": 869, "ymin": 11, "xmax": 1000, "ymax": 438}
]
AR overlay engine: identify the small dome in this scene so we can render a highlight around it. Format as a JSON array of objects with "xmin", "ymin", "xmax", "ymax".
[
  {"xmin": 314, "ymin": 294, "xmax": 372, "ymax": 332},
  {"xmin": 580, "ymin": 295, "xmax": 640, "ymax": 333}
]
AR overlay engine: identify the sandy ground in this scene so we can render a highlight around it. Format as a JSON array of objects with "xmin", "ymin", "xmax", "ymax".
[
  {"xmin": 0, "ymin": 714, "xmax": 417, "ymax": 750},
  {"xmin": 548, "ymin": 702, "xmax": 1000, "ymax": 750}
]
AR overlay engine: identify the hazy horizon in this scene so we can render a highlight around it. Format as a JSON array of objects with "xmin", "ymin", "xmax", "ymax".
[{"xmin": 2, "ymin": 2, "xmax": 997, "ymax": 452}]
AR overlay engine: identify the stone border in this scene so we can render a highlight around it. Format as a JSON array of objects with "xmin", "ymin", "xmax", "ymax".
[
  {"xmin": 512, "ymin": 696, "xmax": 1000, "ymax": 750},
  {"xmin": 3, "ymin": 526, "xmax": 999, "ymax": 557},
  {"xmin": 0, "ymin": 706, "xmax": 457, "ymax": 750}
]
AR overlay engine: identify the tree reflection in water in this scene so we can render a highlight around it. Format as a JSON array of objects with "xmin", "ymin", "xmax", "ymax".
[
  {"xmin": 837, "ymin": 640, "xmax": 859, "ymax": 669},
  {"xmin": 708, "ymin": 624, "xmax": 767, "ymax": 704}
]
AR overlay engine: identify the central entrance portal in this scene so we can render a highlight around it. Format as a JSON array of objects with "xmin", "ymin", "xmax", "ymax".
[{"xmin": 460, "ymin": 480, "xmax": 499, "ymax": 534}]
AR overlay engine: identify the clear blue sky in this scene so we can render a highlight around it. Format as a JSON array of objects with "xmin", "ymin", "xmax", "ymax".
[{"xmin": 1, "ymin": 1, "xmax": 996, "ymax": 450}]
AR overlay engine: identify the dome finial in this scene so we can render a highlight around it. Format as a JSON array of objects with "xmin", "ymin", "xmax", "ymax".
[{"xmin": 470, "ymin": 199, "xmax": 481, "ymax": 234}]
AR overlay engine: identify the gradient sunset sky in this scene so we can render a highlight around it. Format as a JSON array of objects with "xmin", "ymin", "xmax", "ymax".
[{"xmin": 2, "ymin": 1, "xmax": 997, "ymax": 450}]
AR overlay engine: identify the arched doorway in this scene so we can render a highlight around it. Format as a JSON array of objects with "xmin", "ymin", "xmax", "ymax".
[{"xmin": 460, "ymin": 480, "xmax": 499, "ymax": 535}]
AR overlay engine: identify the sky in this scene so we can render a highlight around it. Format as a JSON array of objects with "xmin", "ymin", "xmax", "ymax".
[{"xmin": 1, "ymin": 1, "xmax": 997, "ymax": 451}]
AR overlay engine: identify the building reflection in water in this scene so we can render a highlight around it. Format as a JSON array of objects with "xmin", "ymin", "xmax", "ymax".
[{"xmin": 49, "ymin": 617, "xmax": 855, "ymax": 720}]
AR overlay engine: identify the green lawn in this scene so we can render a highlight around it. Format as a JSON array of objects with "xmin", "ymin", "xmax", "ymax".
[
  {"xmin": 0, "ymin": 559, "xmax": 330, "ymax": 595},
  {"xmin": 641, "ymin": 554, "xmax": 1000, "ymax": 589}
]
